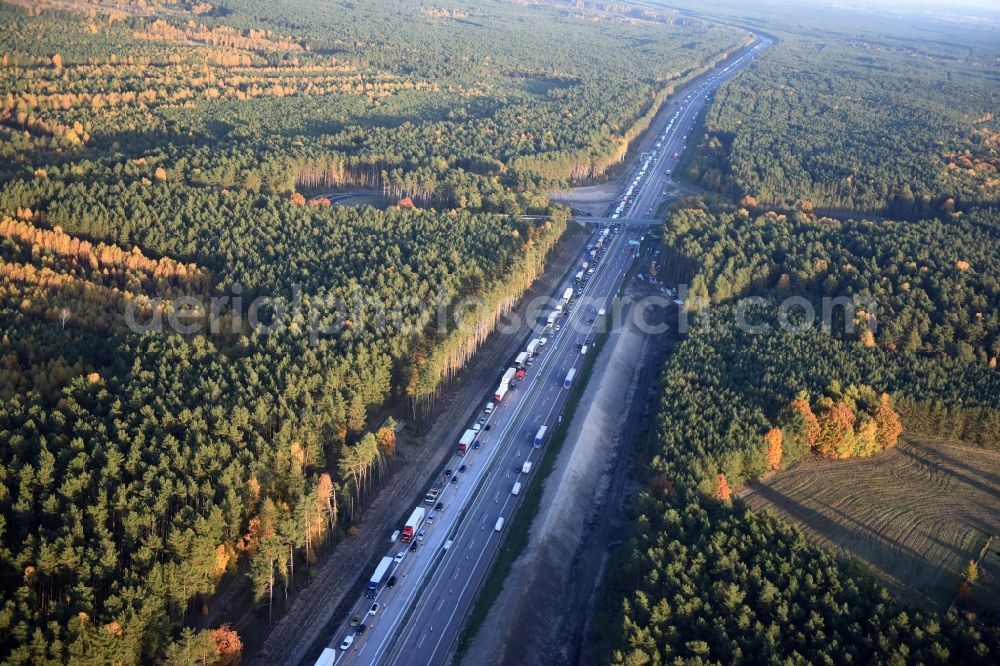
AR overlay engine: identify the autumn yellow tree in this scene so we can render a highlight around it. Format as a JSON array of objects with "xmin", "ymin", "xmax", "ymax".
[
  {"xmin": 815, "ymin": 398, "xmax": 857, "ymax": 459},
  {"xmin": 963, "ymin": 559, "xmax": 979, "ymax": 584}
]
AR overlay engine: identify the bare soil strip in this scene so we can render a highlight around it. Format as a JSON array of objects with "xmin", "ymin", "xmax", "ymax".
[{"xmin": 461, "ymin": 299, "xmax": 653, "ymax": 666}]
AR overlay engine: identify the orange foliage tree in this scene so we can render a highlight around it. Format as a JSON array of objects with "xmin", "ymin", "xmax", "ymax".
[
  {"xmin": 788, "ymin": 396, "xmax": 820, "ymax": 447},
  {"xmin": 764, "ymin": 428, "xmax": 783, "ymax": 470},
  {"xmin": 210, "ymin": 625, "xmax": 243, "ymax": 665},
  {"xmin": 715, "ymin": 473, "xmax": 732, "ymax": 501},
  {"xmin": 874, "ymin": 393, "xmax": 904, "ymax": 449}
]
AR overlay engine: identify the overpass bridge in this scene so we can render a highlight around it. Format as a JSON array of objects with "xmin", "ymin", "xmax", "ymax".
[{"xmin": 522, "ymin": 215, "xmax": 662, "ymax": 227}]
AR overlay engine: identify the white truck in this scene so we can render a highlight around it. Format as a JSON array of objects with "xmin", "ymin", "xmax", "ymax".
[
  {"xmin": 514, "ymin": 351, "xmax": 529, "ymax": 368},
  {"xmin": 511, "ymin": 482, "xmax": 522, "ymax": 495},
  {"xmin": 458, "ymin": 429, "xmax": 476, "ymax": 455},
  {"xmin": 314, "ymin": 648, "xmax": 336, "ymax": 666},
  {"xmin": 562, "ymin": 287, "xmax": 574, "ymax": 302},
  {"xmin": 526, "ymin": 338, "xmax": 540, "ymax": 356},
  {"xmin": 401, "ymin": 507, "xmax": 426, "ymax": 542}
]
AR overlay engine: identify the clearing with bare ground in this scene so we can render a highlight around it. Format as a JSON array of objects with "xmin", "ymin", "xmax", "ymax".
[{"xmin": 745, "ymin": 435, "xmax": 1000, "ymax": 612}]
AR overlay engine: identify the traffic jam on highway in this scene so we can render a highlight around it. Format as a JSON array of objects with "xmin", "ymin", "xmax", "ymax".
[
  {"xmin": 314, "ymin": 222, "xmax": 632, "ymax": 666},
  {"xmin": 313, "ymin": 37, "xmax": 770, "ymax": 666},
  {"xmin": 613, "ymin": 37, "xmax": 771, "ymax": 220}
]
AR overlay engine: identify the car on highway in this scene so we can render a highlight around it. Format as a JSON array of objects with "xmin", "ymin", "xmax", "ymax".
[
  {"xmin": 369, "ymin": 603, "xmax": 380, "ymax": 616},
  {"xmin": 484, "ymin": 424, "xmax": 491, "ymax": 430},
  {"xmin": 459, "ymin": 464, "xmax": 467, "ymax": 473},
  {"xmin": 472, "ymin": 422, "xmax": 481, "ymax": 432},
  {"xmin": 340, "ymin": 635, "xmax": 354, "ymax": 650},
  {"xmin": 435, "ymin": 502, "xmax": 444, "ymax": 511},
  {"xmin": 387, "ymin": 575, "xmax": 397, "ymax": 588},
  {"xmin": 417, "ymin": 529, "xmax": 426, "ymax": 542},
  {"xmin": 350, "ymin": 614, "xmax": 361, "ymax": 627},
  {"xmin": 409, "ymin": 541, "xmax": 418, "ymax": 552},
  {"xmin": 394, "ymin": 551, "xmax": 405, "ymax": 563},
  {"xmin": 355, "ymin": 623, "xmax": 367, "ymax": 635},
  {"xmin": 444, "ymin": 469, "xmax": 452, "ymax": 477},
  {"xmin": 450, "ymin": 475, "xmax": 458, "ymax": 484}
]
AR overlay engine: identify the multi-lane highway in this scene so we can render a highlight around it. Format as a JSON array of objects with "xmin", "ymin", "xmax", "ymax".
[
  {"xmin": 620, "ymin": 37, "xmax": 772, "ymax": 221},
  {"xmin": 311, "ymin": 35, "xmax": 770, "ymax": 666}
]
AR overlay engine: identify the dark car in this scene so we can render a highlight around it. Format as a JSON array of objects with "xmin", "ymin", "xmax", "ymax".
[
  {"xmin": 484, "ymin": 424, "xmax": 491, "ymax": 431},
  {"xmin": 409, "ymin": 541, "xmax": 418, "ymax": 552},
  {"xmin": 450, "ymin": 475, "xmax": 458, "ymax": 484},
  {"xmin": 444, "ymin": 469, "xmax": 452, "ymax": 477},
  {"xmin": 435, "ymin": 502, "xmax": 444, "ymax": 511},
  {"xmin": 355, "ymin": 623, "xmax": 367, "ymax": 635},
  {"xmin": 387, "ymin": 576, "xmax": 397, "ymax": 588},
  {"xmin": 458, "ymin": 464, "xmax": 467, "ymax": 473}
]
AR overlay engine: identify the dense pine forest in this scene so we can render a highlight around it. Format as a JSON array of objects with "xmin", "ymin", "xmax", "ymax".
[
  {"xmin": 685, "ymin": 35, "xmax": 1000, "ymax": 215},
  {"xmin": 0, "ymin": 0, "xmax": 749, "ymax": 662},
  {"xmin": 597, "ymin": 3, "xmax": 1000, "ymax": 663}
]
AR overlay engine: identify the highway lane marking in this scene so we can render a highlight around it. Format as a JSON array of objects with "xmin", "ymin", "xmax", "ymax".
[
  {"xmin": 377, "ymin": 228, "xmax": 633, "ymax": 663},
  {"xmin": 415, "ymin": 232, "xmax": 636, "ymax": 663}
]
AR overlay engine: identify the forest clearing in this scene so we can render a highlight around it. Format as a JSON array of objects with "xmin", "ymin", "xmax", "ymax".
[{"xmin": 745, "ymin": 435, "xmax": 1000, "ymax": 611}]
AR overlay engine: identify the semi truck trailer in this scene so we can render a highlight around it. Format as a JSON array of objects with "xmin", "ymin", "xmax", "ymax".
[{"xmin": 366, "ymin": 556, "xmax": 394, "ymax": 598}]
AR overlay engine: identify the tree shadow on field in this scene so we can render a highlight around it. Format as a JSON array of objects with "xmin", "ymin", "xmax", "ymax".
[
  {"xmin": 751, "ymin": 484, "xmax": 936, "ymax": 607},
  {"xmin": 897, "ymin": 445, "xmax": 1000, "ymax": 504}
]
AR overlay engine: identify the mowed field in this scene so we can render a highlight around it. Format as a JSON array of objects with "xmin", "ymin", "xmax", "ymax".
[{"xmin": 745, "ymin": 436, "xmax": 1000, "ymax": 611}]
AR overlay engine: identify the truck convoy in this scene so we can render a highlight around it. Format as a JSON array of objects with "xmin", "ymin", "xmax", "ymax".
[
  {"xmin": 457, "ymin": 429, "xmax": 476, "ymax": 455},
  {"xmin": 366, "ymin": 556, "xmax": 394, "ymax": 598},
  {"xmin": 401, "ymin": 507, "xmax": 426, "ymax": 542},
  {"xmin": 533, "ymin": 426, "xmax": 548, "ymax": 448}
]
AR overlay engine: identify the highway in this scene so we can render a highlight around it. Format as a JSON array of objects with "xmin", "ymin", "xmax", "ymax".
[{"xmin": 311, "ymin": 35, "xmax": 770, "ymax": 666}]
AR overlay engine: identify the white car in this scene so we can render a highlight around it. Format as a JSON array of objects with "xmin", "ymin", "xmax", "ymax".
[
  {"xmin": 369, "ymin": 602, "xmax": 380, "ymax": 616},
  {"xmin": 340, "ymin": 635, "xmax": 354, "ymax": 650},
  {"xmin": 394, "ymin": 551, "xmax": 405, "ymax": 563}
]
